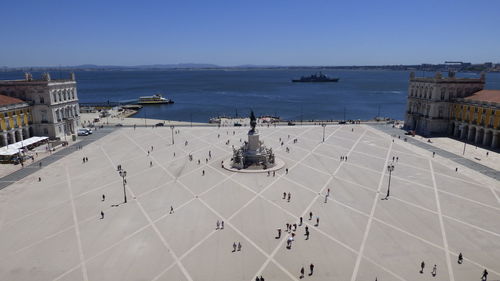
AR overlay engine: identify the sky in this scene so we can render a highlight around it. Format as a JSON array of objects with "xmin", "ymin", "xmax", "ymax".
[{"xmin": 1, "ymin": 0, "xmax": 500, "ymax": 67}]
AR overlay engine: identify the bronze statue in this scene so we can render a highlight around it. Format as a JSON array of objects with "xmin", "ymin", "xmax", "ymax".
[{"xmin": 250, "ymin": 110, "xmax": 257, "ymax": 133}]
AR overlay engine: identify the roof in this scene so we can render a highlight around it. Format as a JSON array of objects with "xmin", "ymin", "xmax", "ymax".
[
  {"xmin": 0, "ymin": 137, "xmax": 49, "ymax": 156},
  {"xmin": 465, "ymin": 90, "xmax": 500, "ymax": 104},
  {"xmin": 0, "ymin": 95, "xmax": 25, "ymax": 106}
]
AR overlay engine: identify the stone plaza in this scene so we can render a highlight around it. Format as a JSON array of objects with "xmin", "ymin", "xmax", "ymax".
[{"xmin": 0, "ymin": 124, "xmax": 499, "ymax": 281}]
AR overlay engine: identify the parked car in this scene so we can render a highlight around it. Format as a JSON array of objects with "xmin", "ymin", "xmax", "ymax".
[
  {"xmin": 83, "ymin": 128, "xmax": 93, "ymax": 134},
  {"xmin": 155, "ymin": 123, "xmax": 164, "ymax": 127},
  {"xmin": 77, "ymin": 129, "xmax": 89, "ymax": 136},
  {"xmin": 115, "ymin": 123, "xmax": 123, "ymax": 127},
  {"xmin": 287, "ymin": 121, "xmax": 295, "ymax": 126}
]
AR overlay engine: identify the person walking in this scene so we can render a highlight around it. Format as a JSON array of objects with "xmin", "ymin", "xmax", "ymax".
[
  {"xmin": 202, "ymin": 170, "xmax": 205, "ymax": 176},
  {"xmin": 287, "ymin": 192, "xmax": 291, "ymax": 202},
  {"xmin": 221, "ymin": 220, "xmax": 224, "ymax": 229},
  {"xmin": 300, "ymin": 267, "xmax": 305, "ymax": 278},
  {"xmin": 286, "ymin": 168, "xmax": 288, "ymax": 174},
  {"xmin": 458, "ymin": 252, "xmax": 463, "ymax": 264},
  {"xmin": 316, "ymin": 216, "xmax": 320, "ymax": 226},
  {"xmin": 277, "ymin": 228, "xmax": 281, "ymax": 239},
  {"xmin": 100, "ymin": 211, "xmax": 104, "ymax": 219},
  {"xmin": 309, "ymin": 211, "xmax": 313, "ymax": 220},
  {"xmin": 420, "ymin": 261, "xmax": 425, "ymax": 273},
  {"xmin": 309, "ymin": 263, "xmax": 314, "ymax": 276},
  {"xmin": 102, "ymin": 194, "xmax": 105, "ymax": 201},
  {"xmin": 431, "ymin": 264, "xmax": 437, "ymax": 276},
  {"xmin": 237, "ymin": 242, "xmax": 242, "ymax": 251},
  {"xmin": 170, "ymin": 206, "xmax": 174, "ymax": 214},
  {"xmin": 283, "ymin": 192, "xmax": 286, "ymax": 199},
  {"xmin": 299, "ymin": 217, "xmax": 303, "ymax": 225},
  {"xmin": 232, "ymin": 242, "xmax": 237, "ymax": 252},
  {"xmin": 216, "ymin": 220, "xmax": 220, "ymax": 230},
  {"xmin": 482, "ymin": 269, "xmax": 488, "ymax": 281}
]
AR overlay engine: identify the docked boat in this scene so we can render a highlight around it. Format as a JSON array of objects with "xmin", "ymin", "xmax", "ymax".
[
  {"xmin": 292, "ymin": 72, "xmax": 339, "ymax": 82},
  {"xmin": 137, "ymin": 94, "xmax": 174, "ymax": 104}
]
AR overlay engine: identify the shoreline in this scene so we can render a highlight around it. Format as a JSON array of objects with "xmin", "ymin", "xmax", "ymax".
[{"xmin": 80, "ymin": 112, "xmax": 401, "ymax": 127}]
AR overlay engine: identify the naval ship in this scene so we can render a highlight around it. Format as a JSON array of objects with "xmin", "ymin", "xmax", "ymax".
[{"xmin": 292, "ymin": 72, "xmax": 339, "ymax": 82}]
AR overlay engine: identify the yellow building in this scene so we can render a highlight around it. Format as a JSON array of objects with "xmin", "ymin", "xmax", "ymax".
[
  {"xmin": 450, "ymin": 90, "xmax": 500, "ymax": 148},
  {"xmin": 0, "ymin": 95, "xmax": 33, "ymax": 146}
]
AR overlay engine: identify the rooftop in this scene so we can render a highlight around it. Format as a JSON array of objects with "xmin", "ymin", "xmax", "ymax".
[
  {"xmin": 465, "ymin": 90, "xmax": 500, "ymax": 104},
  {"xmin": 0, "ymin": 94, "xmax": 27, "ymax": 106}
]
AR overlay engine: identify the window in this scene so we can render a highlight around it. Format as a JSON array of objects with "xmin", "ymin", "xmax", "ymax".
[
  {"xmin": 43, "ymin": 128, "xmax": 48, "ymax": 134},
  {"xmin": 39, "ymin": 96, "xmax": 45, "ymax": 104},
  {"xmin": 457, "ymin": 88, "xmax": 463, "ymax": 98},
  {"xmin": 440, "ymin": 88, "xmax": 445, "ymax": 100},
  {"xmin": 438, "ymin": 107, "xmax": 444, "ymax": 118}
]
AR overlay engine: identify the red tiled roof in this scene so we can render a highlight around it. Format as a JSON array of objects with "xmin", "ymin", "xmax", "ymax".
[
  {"xmin": 0, "ymin": 95, "xmax": 25, "ymax": 106},
  {"xmin": 465, "ymin": 90, "xmax": 500, "ymax": 103}
]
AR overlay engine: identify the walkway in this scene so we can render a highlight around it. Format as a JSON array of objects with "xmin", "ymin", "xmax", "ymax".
[
  {"xmin": 0, "ymin": 127, "xmax": 114, "ymax": 191},
  {"xmin": 370, "ymin": 124, "xmax": 500, "ymax": 181}
]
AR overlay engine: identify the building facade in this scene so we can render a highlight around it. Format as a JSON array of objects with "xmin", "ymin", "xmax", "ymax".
[
  {"xmin": 0, "ymin": 95, "xmax": 33, "ymax": 146},
  {"xmin": 404, "ymin": 71, "xmax": 485, "ymax": 136},
  {"xmin": 404, "ymin": 72, "xmax": 500, "ymax": 148},
  {"xmin": 0, "ymin": 72, "xmax": 80, "ymax": 140},
  {"xmin": 449, "ymin": 90, "xmax": 500, "ymax": 148}
]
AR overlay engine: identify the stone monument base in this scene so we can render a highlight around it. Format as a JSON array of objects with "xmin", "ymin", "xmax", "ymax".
[{"xmin": 223, "ymin": 158, "xmax": 285, "ymax": 173}]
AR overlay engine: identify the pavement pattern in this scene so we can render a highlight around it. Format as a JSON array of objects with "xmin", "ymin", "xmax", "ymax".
[{"xmin": 0, "ymin": 124, "xmax": 499, "ymax": 281}]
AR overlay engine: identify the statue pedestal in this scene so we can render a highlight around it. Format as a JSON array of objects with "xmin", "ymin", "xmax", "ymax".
[{"xmin": 248, "ymin": 131, "xmax": 260, "ymax": 152}]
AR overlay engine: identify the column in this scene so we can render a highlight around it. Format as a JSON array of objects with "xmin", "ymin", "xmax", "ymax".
[
  {"xmin": 467, "ymin": 127, "xmax": 474, "ymax": 142},
  {"xmin": 492, "ymin": 133, "xmax": 498, "ymax": 149},
  {"xmin": 17, "ymin": 129, "xmax": 23, "ymax": 142},
  {"xmin": 453, "ymin": 124, "xmax": 459, "ymax": 137},
  {"xmin": 9, "ymin": 131, "xmax": 16, "ymax": 143},
  {"xmin": 482, "ymin": 132, "xmax": 489, "ymax": 146},
  {"xmin": 474, "ymin": 130, "xmax": 482, "ymax": 144},
  {"xmin": 460, "ymin": 126, "xmax": 467, "ymax": 139},
  {"xmin": 1, "ymin": 134, "xmax": 7, "ymax": 147}
]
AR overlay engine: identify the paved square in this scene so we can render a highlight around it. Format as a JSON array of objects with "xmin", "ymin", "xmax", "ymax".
[{"xmin": 0, "ymin": 124, "xmax": 499, "ymax": 281}]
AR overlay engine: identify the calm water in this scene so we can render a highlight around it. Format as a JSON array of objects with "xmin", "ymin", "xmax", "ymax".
[{"xmin": 1, "ymin": 70, "xmax": 499, "ymax": 122}]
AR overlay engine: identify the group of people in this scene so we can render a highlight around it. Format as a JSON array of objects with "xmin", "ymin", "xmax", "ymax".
[{"xmin": 420, "ymin": 253, "xmax": 489, "ymax": 280}]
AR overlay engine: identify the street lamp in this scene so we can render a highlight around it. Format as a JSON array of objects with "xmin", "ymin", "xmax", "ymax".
[
  {"xmin": 119, "ymin": 170, "xmax": 127, "ymax": 203},
  {"xmin": 384, "ymin": 164, "xmax": 395, "ymax": 199},
  {"xmin": 170, "ymin": 125, "xmax": 175, "ymax": 145},
  {"xmin": 322, "ymin": 123, "xmax": 326, "ymax": 142}
]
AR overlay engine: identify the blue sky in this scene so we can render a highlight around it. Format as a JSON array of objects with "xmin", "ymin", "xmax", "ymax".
[{"xmin": 1, "ymin": 0, "xmax": 499, "ymax": 67}]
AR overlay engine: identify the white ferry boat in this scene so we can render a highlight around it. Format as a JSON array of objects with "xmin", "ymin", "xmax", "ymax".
[{"xmin": 137, "ymin": 94, "xmax": 174, "ymax": 104}]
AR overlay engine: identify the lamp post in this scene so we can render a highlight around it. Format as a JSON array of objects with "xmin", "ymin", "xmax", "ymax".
[
  {"xmin": 462, "ymin": 136, "xmax": 467, "ymax": 155},
  {"xmin": 385, "ymin": 164, "xmax": 395, "ymax": 199},
  {"xmin": 322, "ymin": 123, "xmax": 326, "ymax": 142},
  {"xmin": 119, "ymin": 170, "xmax": 127, "ymax": 203},
  {"xmin": 170, "ymin": 125, "xmax": 175, "ymax": 145}
]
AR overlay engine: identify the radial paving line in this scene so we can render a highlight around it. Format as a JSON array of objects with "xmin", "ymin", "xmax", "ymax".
[
  {"xmin": 350, "ymin": 140, "xmax": 393, "ymax": 281},
  {"xmin": 177, "ymin": 127, "xmax": 318, "ymax": 278},
  {"xmin": 138, "ymin": 127, "xmax": 309, "ymax": 281},
  {"xmin": 177, "ymin": 126, "xmax": 325, "ymax": 278},
  {"xmin": 100, "ymin": 142, "xmax": 195, "ymax": 281},
  {"xmin": 250, "ymin": 127, "xmax": 364, "ymax": 281},
  {"xmin": 429, "ymin": 160, "xmax": 455, "ymax": 281},
  {"xmin": 65, "ymin": 166, "xmax": 89, "ymax": 281},
  {"xmin": 276, "ymin": 130, "xmax": 500, "ymax": 278}
]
